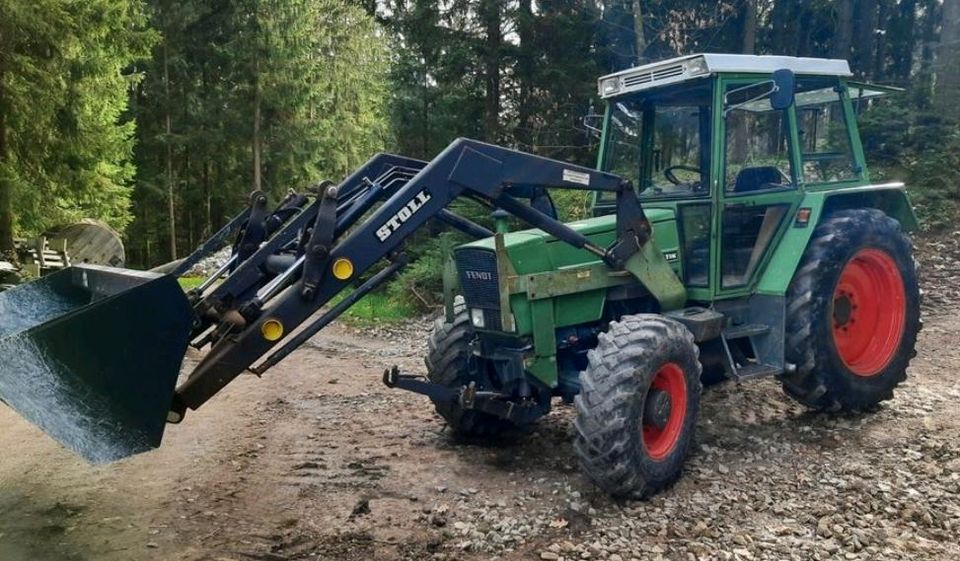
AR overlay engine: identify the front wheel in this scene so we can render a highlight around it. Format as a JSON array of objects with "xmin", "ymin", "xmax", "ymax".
[
  {"xmin": 424, "ymin": 311, "xmax": 517, "ymax": 437},
  {"xmin": 782, "ymin": 209, "xmax": 921, "ymax": 411},
  {"xmin": 574, "ymin": 315, "xmax": 702, "ymax": 499}
]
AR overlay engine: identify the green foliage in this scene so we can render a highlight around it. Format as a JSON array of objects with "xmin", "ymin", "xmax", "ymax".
[
  {"xmin": 3, "ymin": 0, "xmax": 958, "ymax": 323},
  {"xmin": 377, "ymin": 189, "xmax": 593, "ymax": 314},
  {"xmin": 552, "ymin": 189, "xmax": 592, "ymax": 222},
  {"xmin": 387, "ymin": 231, "xmax": 462, "ymax": 310},
  {"xmin": 338, "ymin": 291, "xmax": 417, "ymax": 325},
  {"xmin": 127, "ymin": 0, "xmax": 389, "ymax": 265},
  {"xmin": 0, "ymin": 0, "xmax": 155, "ymax": 248},
  {"xmin": 858, "ymin": 101, "xmax": 960, "ymax": 231},
  {"xmin": 177, "ymin": 276, "xmax": 205, "ymax": 290}
]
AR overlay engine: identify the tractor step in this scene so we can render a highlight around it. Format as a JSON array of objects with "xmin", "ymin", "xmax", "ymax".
[
  {"xmin": 732, "ymin": 363, "xmax": 783, "ymax": 381},
  {"xmin": 723, "ymin": 323, "xmax": 770, "ymax": 339},
  {"xmin": 664, "ymin": 307, "xmax": 725, "ymax": 342}
]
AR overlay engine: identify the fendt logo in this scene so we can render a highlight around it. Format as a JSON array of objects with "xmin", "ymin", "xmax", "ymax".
[
  {"xmin": 464, "ymin": 270, "xmax": 494, "ymax": 281},
  {"xmin": 375, "ymin": 190, "xmax": 432, "ymax": 242}
]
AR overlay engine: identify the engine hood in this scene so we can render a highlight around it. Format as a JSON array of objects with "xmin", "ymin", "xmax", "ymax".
[{"xmin": 456, "ymin": 208, "xmax": 678, "ymax": 276}]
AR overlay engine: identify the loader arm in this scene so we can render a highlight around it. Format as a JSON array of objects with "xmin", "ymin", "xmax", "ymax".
[
  {"xmin": 0, "ymin": 138, "xmax": 683, "ymax": 463},
  {"xmin": 173, "ymin": 138, "xmax": 678, "ymax": 416}
]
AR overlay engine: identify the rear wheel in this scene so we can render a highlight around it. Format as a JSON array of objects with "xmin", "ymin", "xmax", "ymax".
[
  {"xmin": 782, "ymin": 209, "xmax": 921, "ymax": 411},
  {"xmin": 574, "ymin": 315, "xmax": 702, "ymax": 498},
  {"xmin": 425, "ymin": 310, "xmax": 516, "ymax": 437}
]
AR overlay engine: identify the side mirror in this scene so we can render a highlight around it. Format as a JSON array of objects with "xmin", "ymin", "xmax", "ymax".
[
  {"xmin": 770, "ymin": 69, "xmax": 796, "ymax": 110},
  {"xmin": 582, "ymin": 113, "xmax": 603, "ymax": 139},
  {"xmin": 582, "ymin": 103, "xmax": 603, "ymax": 139},
  {"xmin": 724, "ymin": 69, "xmax": 797, "ymax": 115}
]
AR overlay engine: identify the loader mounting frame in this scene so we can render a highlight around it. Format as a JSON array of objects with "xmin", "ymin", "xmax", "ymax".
[{"xmin": 170, "ymin": 138, "xmax": 684, "ymax": 423}]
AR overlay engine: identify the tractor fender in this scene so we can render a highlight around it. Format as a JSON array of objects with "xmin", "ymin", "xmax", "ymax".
[
  {"xmin": 821, "ymin": 183, "xmax": 918, "ymax": 231},
  {"xmin": 756, "ymin": 183, "xmax": 917, "ymax": 296}
]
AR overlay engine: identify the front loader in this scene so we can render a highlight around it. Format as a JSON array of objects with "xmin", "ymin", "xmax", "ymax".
[{"xmin": 0, "ymin": 54, "xmax": 921, "ymax": 498}]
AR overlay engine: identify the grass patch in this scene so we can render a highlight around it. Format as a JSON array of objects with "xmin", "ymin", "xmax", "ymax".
[
  {"xmin": 331, "ymin": 290, "xmax": 417, "ymax": 325},
  {"xmin": 178, "ymin": 276, "xmax": 205, "ymax": 290}
]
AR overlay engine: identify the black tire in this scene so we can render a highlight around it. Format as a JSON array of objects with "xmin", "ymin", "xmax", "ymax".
[
  {"xmin": 782, "ymin": 209, "xmax": 921, "ymax": 411},
  {"xmin": 574, "ymin": 314, "xmax": 702, "ymax": 499},
  {"xmin": 424, "ymin": 310, "xmax": 515, "ymax": 437},
  {"xmin": 700, "ymin": 366, "xmax": 728, "ymax": 387}
]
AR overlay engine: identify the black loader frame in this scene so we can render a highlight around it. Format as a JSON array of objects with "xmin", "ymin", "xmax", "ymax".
[{"xmin": 168, "ymin": 139, "xmax": 655, "ymax": 431}]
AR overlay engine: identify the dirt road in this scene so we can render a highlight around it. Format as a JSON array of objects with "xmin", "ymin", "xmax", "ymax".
[{"xmin": 1, "ymin": 308, "xmax": 959, "ymax": 560}]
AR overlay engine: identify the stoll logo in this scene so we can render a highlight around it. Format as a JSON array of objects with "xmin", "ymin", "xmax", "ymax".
[
  {"xmin": 464, "ymin": 270, "xmax": 494, "ymax": 281},
  {"xmin": 375, "ymin": 190, "xmax": 432, "ymax": 242}
]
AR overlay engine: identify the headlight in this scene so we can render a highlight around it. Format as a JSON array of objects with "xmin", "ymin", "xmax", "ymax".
[
  {"xmin": 600, "ymin": 77, "xmax": 620, "ymax": 96},
  {"xmin": 686, "ymin": 57, "xmax": 708, "ymax": 76},
  {"xmin": 470, "ymin": 308, "xmax": 485, "ymax": 329}
]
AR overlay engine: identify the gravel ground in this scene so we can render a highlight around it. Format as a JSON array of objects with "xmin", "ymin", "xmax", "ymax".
[
  {"xmin": 915, "ymin": 230, "xmax": 960, "ymax": 312},
  {"xmin": 341, "ymin": 307, "xmax": 960, "ymax": 561},
  {"xmin": 0, "ymin": 236, "xmax": 957, "ymax": 561},
  {"xmin": 183, "ymin": 246, "xmax": 233, "ymax": 277}
]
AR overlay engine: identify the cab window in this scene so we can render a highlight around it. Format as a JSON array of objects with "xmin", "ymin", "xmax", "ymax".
[
  {"xmin": 795, "ymin": 78, "xmax": 858, "ymax": 183},
  {"xmin": 720, "ymin": 79, "xmax": 797, "ymax": 288},
  {"xmin": 602, "ymin": 81, "xmax": 712, "ymax": 200},
  {"xmin": 723, "ymin": 82, "xmax": 794, "ymax": 194}
]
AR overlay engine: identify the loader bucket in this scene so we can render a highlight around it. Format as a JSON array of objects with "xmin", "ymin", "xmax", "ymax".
[{"xmin": 0, "ymin": 265, "xmax": 193, "ymax": 463}]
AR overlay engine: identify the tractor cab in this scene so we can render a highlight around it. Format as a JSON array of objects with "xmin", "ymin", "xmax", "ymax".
[{"xmin": 592, "ymin": 53, "xmax": 901, "ymax": 300}]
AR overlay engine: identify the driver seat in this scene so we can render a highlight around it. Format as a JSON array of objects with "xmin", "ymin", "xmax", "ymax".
[{"xmin": 733, "ymin": 166, "xmax": 785, "ymax": 193}]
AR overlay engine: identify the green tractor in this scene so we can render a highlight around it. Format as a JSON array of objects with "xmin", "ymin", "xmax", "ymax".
[
  {"xmin": 424, "ymin": 53, "xmax": 920, "ymax": 497},
  {"xmin": 0, "ymin": 54, "xmax": 919, "ymax": 499}
]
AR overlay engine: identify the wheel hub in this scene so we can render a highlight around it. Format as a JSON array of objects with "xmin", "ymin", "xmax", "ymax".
[
  {"xmin": 643, "ymin": 389, "xmax": 672, "ymax": 429},
  {"xmin": 833, "ymin": 292, "xmax": 854, "ymax": 327},
  {"xmin": 831, "ymin": 248, "xmax": 907, "ymax": 376},
  {"xmin": 641, "ymin": 362, "xmax": 688, "ymax": 461}
]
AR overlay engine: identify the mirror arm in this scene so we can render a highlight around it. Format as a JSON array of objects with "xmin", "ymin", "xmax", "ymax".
[{"xmin": 723, "ymin": 83, "xmax": 778, "ymax": 117}]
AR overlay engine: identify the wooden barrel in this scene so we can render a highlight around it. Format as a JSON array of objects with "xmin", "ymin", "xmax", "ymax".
[{"xmin": 45, "ymin": 220, "xmax": 125, "ymax": 267}]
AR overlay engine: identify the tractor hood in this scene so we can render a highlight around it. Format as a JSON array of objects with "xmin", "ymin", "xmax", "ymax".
[{"xmin": 457, "ymin": 208, "xmax": 678, "ymax": 276}]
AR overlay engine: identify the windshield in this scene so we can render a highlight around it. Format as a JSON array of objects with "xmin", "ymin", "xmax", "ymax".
[{"xmin": 602, "ymin": 80, "xmax": 712, "ymax": 200}]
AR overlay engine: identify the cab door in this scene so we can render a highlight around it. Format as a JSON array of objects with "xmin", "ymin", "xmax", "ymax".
[{"xmin": 714, "ymin": 78, "xmax": 802, "ymax": 296}]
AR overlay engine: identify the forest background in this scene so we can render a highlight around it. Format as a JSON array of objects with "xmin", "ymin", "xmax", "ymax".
[{"xmin": 1, "ymin": 0, "xmax": 958, "ymax": 313}]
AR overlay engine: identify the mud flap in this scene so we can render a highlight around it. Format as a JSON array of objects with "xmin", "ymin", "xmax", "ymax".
[{"xmin": 0, "ymin": 265, "xmax": 193, "ymax": 463}]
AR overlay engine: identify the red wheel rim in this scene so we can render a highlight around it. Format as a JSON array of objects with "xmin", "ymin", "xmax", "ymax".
[
  {"xmin": 832, "ymin": 248, "xmax": 906, "ymax": 377},
  {"xmin": 642, "ymin": 362, "xmax": 687, "ymax": 461}
]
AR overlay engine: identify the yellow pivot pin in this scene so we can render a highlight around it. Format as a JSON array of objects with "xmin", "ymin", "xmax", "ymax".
[
  {"xmin": 261, "ymin": 319, "xmax": 284, "ymax": 341},
  {"xmin": 332, "ymin": 258, "xmax": 354, "ymax": 280}
]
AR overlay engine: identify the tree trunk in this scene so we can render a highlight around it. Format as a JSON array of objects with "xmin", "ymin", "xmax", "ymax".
[
  {"xmin": 891, "ymin": 0, "xmax": 917, "ymax": 81},
  {"xmin": 0, "ymin": 68, "xmax": 12, "ymax": 253},
  {"xmin": 421, "ymin": 75, "xmax": 429, "ymax": 157},
  {"xmin": 515, "ymin": 0, "xmax": 535, "ymax": 149},
  {"xmin": 917, "ymin": 0, "xmax": 939, "ymax": 107},
  {"xmin": 184, "ymin": 149, "xmax": 193, "ymax": 249},
  {"xmin": 873, "ymin": 0, "xmax": 891, "ymax": 80},
  {"xmin": 631, "ymin": 0, "xmax": 647, "ymax": 63},
  {"xmin": 795, "ymin": 0, "xmax": 813, "ymax": 56},
  {"xmin": 253, "ymin": 56, "xmax": 262, "ymax": 193},
  {"xmin": 163, "ymin": 40, "xmax": 177, "ymax": 260},
  {"xmin": 833, "ymin": 0, "xmax": 854, "ymax": 60},
  {"xmin": 741, "ymin": 0, "xmax": 757, "ymax": 54},
  {"xmin": 204, "ymin": 160, "xmax": 212, "ymax": 238},
  {"xmin": 936, "ymin": 0, "xmax": 960, "ymax": 118},
  {"xmin": 854, "ymin": 0, "xmax": 878, "ymax": 77},
  {"xmin": 771, "ymin": 0, "xmax": 790, "ymax": 55},
  {"xmin": 479, "ymin": 0, "xmax": 501, "ymax": 143}
]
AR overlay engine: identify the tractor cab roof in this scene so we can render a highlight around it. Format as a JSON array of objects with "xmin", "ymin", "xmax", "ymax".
[{"xmin": 598, "ymin": 53, "xmax": 853, "ymax": 99}]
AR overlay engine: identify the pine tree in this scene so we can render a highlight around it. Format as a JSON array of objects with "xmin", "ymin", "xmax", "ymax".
[
  {"xmin": 128, "ymin": 0, "xmax": 389, "ymax": 265},
  {"xmin": 0, "ymin": 0, "xmax": 153, "ymax": 251}
]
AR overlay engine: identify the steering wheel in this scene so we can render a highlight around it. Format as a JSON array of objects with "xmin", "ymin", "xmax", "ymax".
[{"xmin": 664, "ymin": 164, "xmax": 702, "ymax": 185}]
